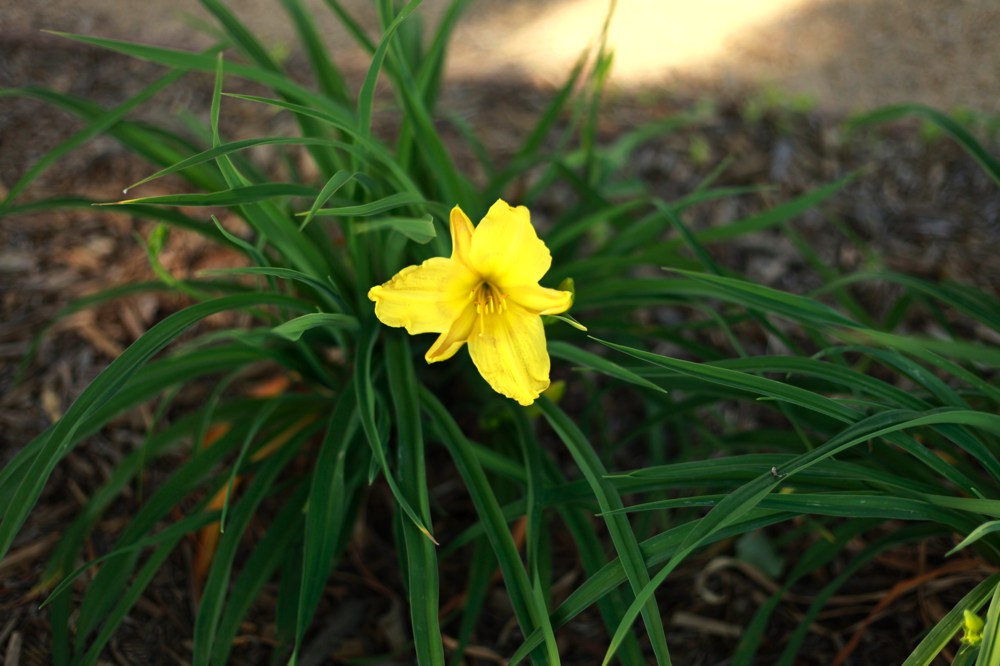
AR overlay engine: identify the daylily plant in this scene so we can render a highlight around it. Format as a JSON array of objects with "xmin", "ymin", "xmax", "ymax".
[{"xmin": 369, "ymin": 199, "xmax": 573, "ymax": 405}]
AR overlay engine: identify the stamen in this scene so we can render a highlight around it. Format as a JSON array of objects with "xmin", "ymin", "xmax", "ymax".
[{"xmin": 471, "ymin": 281, "xmax": 507, "ymax": 335}]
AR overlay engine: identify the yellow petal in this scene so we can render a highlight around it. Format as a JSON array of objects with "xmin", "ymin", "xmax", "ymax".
[
  {"xmin": 450, "ymin": 205, "xmax": 475, "ymax": 268},
  {"xmin": 425, "ymin": 302, "xmax": 477, "ymax": 363},
  {"xmin": 468, "ymin": 303, "xmax": 550, "ymax": 406},
  {"xmin": 368, "ymin": 257, "xmax": 477, "ymax": 335},
  {"xmin": 470, "ymin": 199, "xmax": 552, "ymax": 288},
  {"xmin": 505, "ymin": 284, "xmax": 572, "ymax": 315}
]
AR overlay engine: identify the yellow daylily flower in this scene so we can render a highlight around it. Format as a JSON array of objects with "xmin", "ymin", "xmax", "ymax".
[{"xmin": 368, "ymin": 199, "xmax": 573, "ymax": 406}]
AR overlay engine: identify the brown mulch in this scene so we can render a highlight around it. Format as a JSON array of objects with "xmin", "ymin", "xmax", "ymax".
[{"xmin": 2, "ymin": 36, "xmax": 1000, "ymax": 665}]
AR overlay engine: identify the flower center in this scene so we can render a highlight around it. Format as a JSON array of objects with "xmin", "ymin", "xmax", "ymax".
[{"xmin": 473, "ymin": 281, "xmax": 507, "ymax": 316}]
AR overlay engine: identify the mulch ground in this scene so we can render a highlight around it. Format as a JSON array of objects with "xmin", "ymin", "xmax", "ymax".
[{"xmin": 2, "ymin": 37, "xmax": 999, "ymax": 665}]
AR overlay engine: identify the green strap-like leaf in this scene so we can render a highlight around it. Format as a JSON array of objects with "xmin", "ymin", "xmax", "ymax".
[
  {"xmin": 851, "ymin": 104, "xmax": 1000, "ymax": 187},
  {"xmin": 387, "ymin": 336, "xmax": 445, "ymax": 664},
  {"xmin": 537, "ymin": 398, "xmax": 672, "ymax": 666},
  {"xmin": 422, "ymin": 388, "xmax": 555, "ymax": 663},
  {"xmin": 291, "ymin": 390, "xmax": 360, "ymax": 662},
  {"xmin": 0, "ymin": 293, "xmax": 309, "ymax": 561},
  {"xmin": 902, "ymin": 574, "xmax": 1000, "ymax": 665},
  {"xmin": 271, "ymin": 313, "xmax": 359, "ymax": 340},
  {"xmin": 1, "ymin": 67, "xmax": 187, "ymax": 207},
  {"xmin": 107, "ymin": 183, "xmax": 319, "ymax": 207},
  {"xmin": 354, "ymin": 327, "xmax": 437, "ymax": 543}
]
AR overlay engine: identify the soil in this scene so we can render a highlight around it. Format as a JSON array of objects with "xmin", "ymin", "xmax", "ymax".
[{"xmin": 2, "ymin": 2, "xmax": 1000, "ymax": 665}]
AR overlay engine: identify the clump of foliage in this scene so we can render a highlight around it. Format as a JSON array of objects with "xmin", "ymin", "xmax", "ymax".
[{"xmin": 2, "ymin": 1, "xmax": 999, "ymax": 664}]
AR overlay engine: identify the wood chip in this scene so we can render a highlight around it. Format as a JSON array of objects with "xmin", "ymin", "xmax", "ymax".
[
  {"xmin": 78, "ymin": 321, "xmax": 125, "ymax": 358},
  {"xmin": 0, "ymin": 534, "xmax": 59, "ymax": 577},
  {"xmin": 671, "ymin": 611, "xmax": 743, "ymax": 638},
  {"xmin": 3, "ymin": 631, "xmax": 21, "ymax": 666},
  {"xmin": 442, "ymin": 634, "xmax": 509, "ymax": 664},
  {"xmin": 40, "ymin": 384, "xmax": 62, "ymax": 423},
  {"xmin": 0, "ymin": 253, "xmax": 35, "ymax": 273}
]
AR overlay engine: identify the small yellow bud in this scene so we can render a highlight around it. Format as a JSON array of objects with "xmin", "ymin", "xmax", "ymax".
[{"xmin": 962, "ymin": 609, "xmax": 984, "ymax": 646}]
